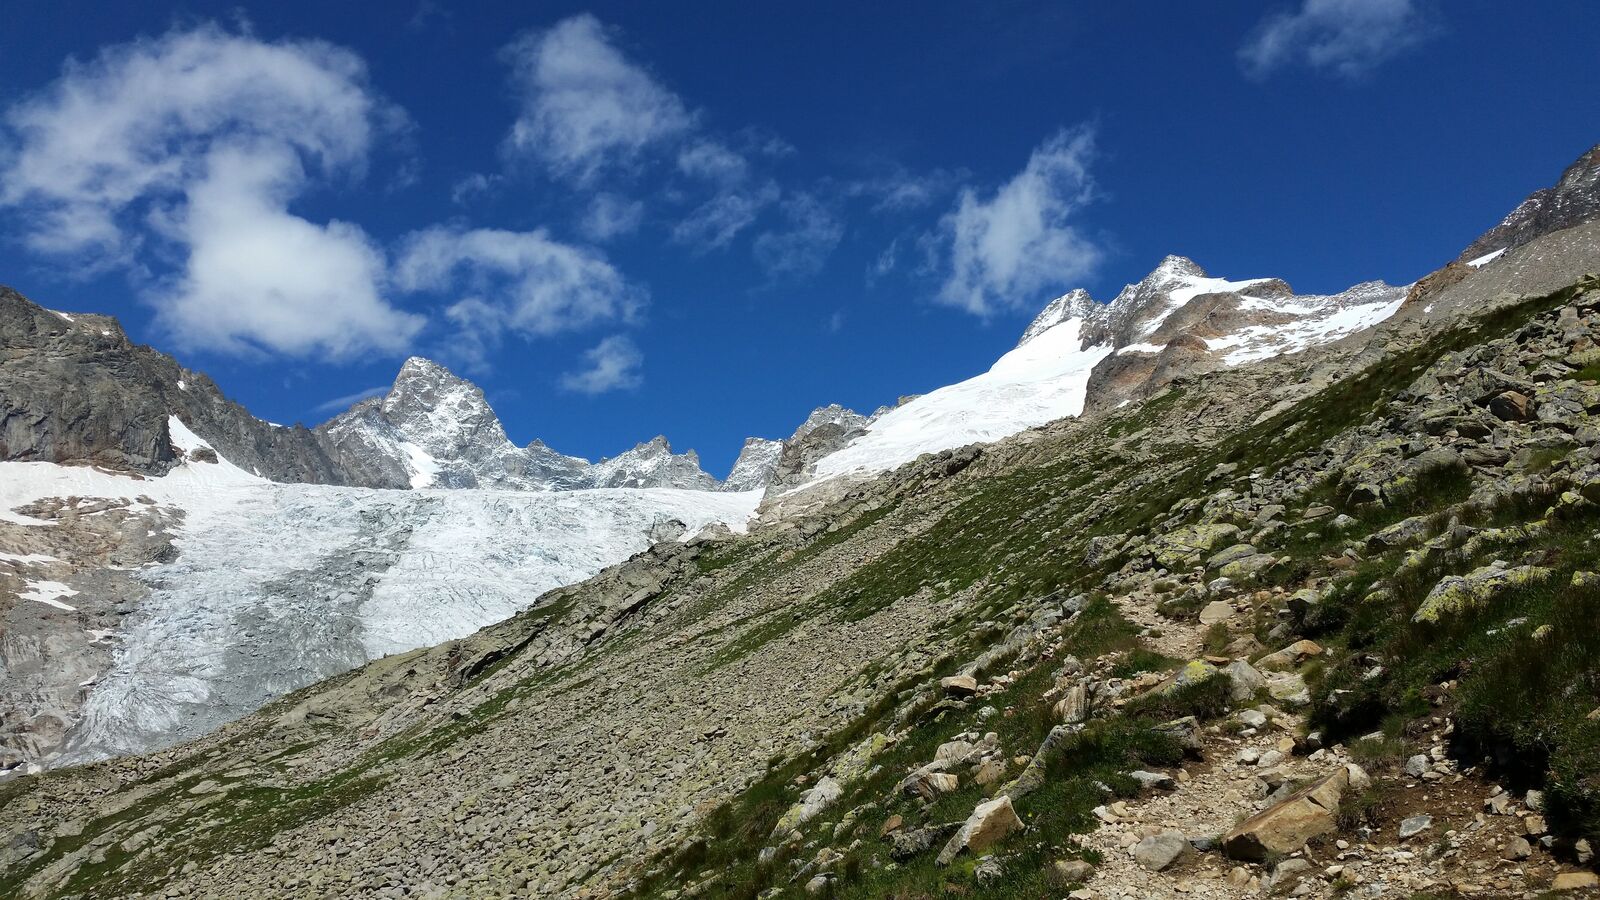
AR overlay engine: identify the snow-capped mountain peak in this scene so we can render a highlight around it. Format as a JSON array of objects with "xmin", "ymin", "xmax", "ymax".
[
  {"xmin": 797, "ymin": 254, "xmax": 1408, "ymax": 486},
  {"xmin": 1017, "ymin": 288, "xmax": 1096, "ymax": 347}
]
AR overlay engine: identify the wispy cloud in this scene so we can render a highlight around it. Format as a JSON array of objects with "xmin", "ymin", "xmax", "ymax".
[
  {"xmin": 560, "ymin": 334, "xmax": 643, "ymax": 394},
  {"xmin": 846, "ymin": 165, "xmax": 964, "ymax": 213},
  {"xmin": 579, "ymin": 193, "xmax": 645, "ymax": 241},
  {"xmin": 672, "ymin": 183, "xmax": 780, "ymax": 251},
  {"xmin": 677, "ymin": 139, "xmax": 750, "ymax": 186},
  {"xmin": 312, "ymin": 384, "xmax": 389, "ymax": 414},
  {"xmin": 1240, "ymin": 0, "xmax": 1435, "ymax": 79},
  {"xmin": 0, "ymin": 25, "xmax": 423, "ymax": 360},
  {"xmin": 753, "ymin": 192, "xmax": 843, "ymax": 279},
  {"xmin": 932, "ymin": 125, "xmax": 1101, "ymax": 317}
]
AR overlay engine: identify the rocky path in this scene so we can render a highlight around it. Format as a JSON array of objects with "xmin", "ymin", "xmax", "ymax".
[{"xmin": 1081, "ymin": 579, "xmax": 1597, "ymax": 898}]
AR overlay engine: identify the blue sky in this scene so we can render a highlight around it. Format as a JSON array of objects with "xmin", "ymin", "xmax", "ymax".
[{"xmin": 1, "ymin": 1, "xmax": 1594, "ymax": 475}]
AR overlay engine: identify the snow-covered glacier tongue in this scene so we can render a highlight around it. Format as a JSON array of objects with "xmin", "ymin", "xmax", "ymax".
[
  {"xmin": 0, "ymin": 432, "xmax": 759, "ymax": 768},
  {"xmin": 810, "ymin": 317, "xmax": 1115, "ymax": 480}
]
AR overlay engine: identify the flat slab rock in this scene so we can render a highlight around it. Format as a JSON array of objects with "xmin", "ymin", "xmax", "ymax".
[{"xmin": 1222, "ymin": 767, "xmax": 1349, "ymax": 861}]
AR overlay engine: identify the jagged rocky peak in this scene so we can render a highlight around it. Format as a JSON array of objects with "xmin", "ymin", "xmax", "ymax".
[
  {"xmin": 318, "ymin": 357, "xmax": 715, "ymax": 492},
  {"xmin": 379, "ymin": 356, "xmax": 513, "ymax": 457},
  {"xmin": 588, "ymin": 435, "xmax": 718, "ymax": 490},
  {"xmin": 722, "ymin": 437, "xmax": 783, "ymax": 492},
  {"xmin": 1458, "ymin": 142, "xmax": 1600, "ymax": 265},
  {"xmin": 790, "ymin": 403, "xmax": 872, "ymax": 441}
]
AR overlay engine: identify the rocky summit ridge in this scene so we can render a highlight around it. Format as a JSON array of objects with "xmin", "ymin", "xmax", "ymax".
[{"xmin": 1, "ymin": 142, "xmax": 1600, "ymax": 900}]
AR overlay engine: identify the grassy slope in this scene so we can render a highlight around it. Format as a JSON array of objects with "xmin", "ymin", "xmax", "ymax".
[{"xmin": 631, "ymin": 283, "xmax": 1600, "ymax": 898}]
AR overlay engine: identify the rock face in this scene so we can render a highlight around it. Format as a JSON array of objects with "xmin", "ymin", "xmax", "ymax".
[
  {"xmin": 1073, "ymin": 258, "xmax": 1408, "ymax": 412},
  {"xmin": 0, "ymin": 291, "xmax": 735, "ymax": 493},
  {"xmin": 721, "ymin": 437, "xmax": 783, "ymax": 492},
  {"xmin": 1459, "ymin": 142, "xmax": 1600, "ymax": 264},
  {"xmin": 766, "ymin": 404, "xmax": 875, "ymax": 489},
  {"xmin": 0, "ymin": 288, "xmax": 352, "ymax": 484}
]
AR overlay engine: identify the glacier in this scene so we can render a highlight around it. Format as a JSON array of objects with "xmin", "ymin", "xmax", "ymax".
[{"xmin": 0, "ymin": 427, "xmax": 758, "ymax": 765}]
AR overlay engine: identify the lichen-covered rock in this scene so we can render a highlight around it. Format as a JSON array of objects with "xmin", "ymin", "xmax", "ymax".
[
  {"xmin": 771, "ymin": 776, "xmax": 842, "ymax": 837},
  {"xmin": 1152, "ymin": 524, "xmax": 1242, "ymax": 569},
  {"xmin": 1414, "ymin": 563, "xmax": 1554, "ymax": 623},
  {"xmin": 1220, "ymin": 553, "xmax": 1279, "ymax": 581}
]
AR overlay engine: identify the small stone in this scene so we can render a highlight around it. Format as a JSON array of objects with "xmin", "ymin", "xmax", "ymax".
[
  {"xmin": 940, "ymin": 675, "xmax": 978, "ymax": 698},
  {"xmin": 1199, "ymin": 600, "xmax": 1235, "ymax": 626},
  {"xmin": 1404, "ymin": 754, "xmax": 1431, "ymax": 778},
  {"xmin": 1132, "ymin": 830, "xmax": 1190, "ymax": 872},
  {"xmin": 1130, "ymin": 770, "xmax": 1176, "ymax": 792},
  {"xmin": 1053, "ymin": 859, "xmax": 1094, "ymax": 883},
  {"xmin": 1398, "ymin": 814, "xmax": 1433, "ymax": 840},
  {"xmin": 1502, "ymin": 836, "xmax": 1532, "ymax": 860}
]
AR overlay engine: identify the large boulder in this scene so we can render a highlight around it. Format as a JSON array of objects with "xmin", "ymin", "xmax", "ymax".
[
  {"xmin": 940, "ymin": 674, "xmax": 979, "ymax": 698},
  {"xmin": 1223, "ymin": 659, "xmax": 1266, "ymax": 702},
  {"xmin": 1222, "ymin": 769, "xmax": 1348, "ymax": 861},
  {"xmin": 936, "ymin": 796, "xmax": 1024, "ymax": 864}
]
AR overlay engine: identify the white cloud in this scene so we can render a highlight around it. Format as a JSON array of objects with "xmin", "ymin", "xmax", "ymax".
[
  {"xmin": 161, "ymin": 143, "xmax": 420, "ymax": 358},
  {"xmin": 1240, "ymin": 0, "xmax": 1433, "ymax": 78},
  {"xmin": 753, "ymin": 192, "xmax": 843, "ymax": 278},
  {"xmin": 396, "ymin": 226, "xmax": 644, "ymax": 369},
  {"xmin": 580, "ymin": 192, "xmax": 645, "ymax": 241},
  {"xmin": 934, "ymin": 125, "xmax": 1101, "ymax": 317},
  {"xmin": 672, "ymin": 183, "xmax": 780, "ymax": 251},
  {"xmin": 560, "ymin": 334, "xmax": 643, "ymax": 394},
  {"xmin": 0, "ymin": 25, "xmax": 421, "ymax": 359},
  {"xmin": 502, "ymin": 14, "xmax": 692, "ymax": 184}
]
